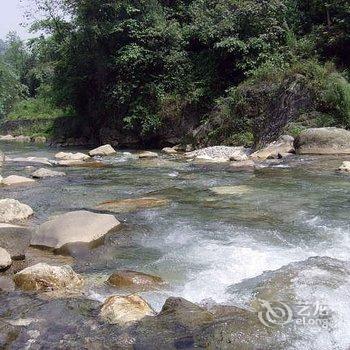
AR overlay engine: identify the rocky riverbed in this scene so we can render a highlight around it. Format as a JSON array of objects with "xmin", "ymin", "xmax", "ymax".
[{"xmin": 1, "ymin": 129, "xmax": 350, "ymax": 349}]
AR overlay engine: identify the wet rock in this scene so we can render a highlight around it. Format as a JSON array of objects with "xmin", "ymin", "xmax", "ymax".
[
  {"xmin": 0, "ymin": 247, "xmax": 12, "ymax": 270},
  {"xmin": 138, "ymin": 151, "xmax": 159, "ymax": 159},
  {"xmin": 230, "ymin": 159, "xmax": 255, "ymax": 171},
  {"xmin": 5, "ymin": 156, "xmax": 52, "ymax": 166},
  {"xmin": 0, "ymin": 199, "xmax": 34, "ymax": 224},
  {"xmin": 107, "ymin": 270, "xmax": 164, "ymax": 291},
  {"xmin": 295, "ymin": 127, "xmax": 350, "ymax": 155},
  {"xmin": 131, "ymin": 297, "xmax": 214, "ymax": 349},
  {"xmin": 0, "ymin": 224, "xmax": 31, "ymax": 260},
  {"xmin": 15, "ymin": 135, "xmax": 31, "ymax": 143},
  {"xmin": 162, "ymin": 147, "xmax": 177, "ymax": 155},
  {"xmin": 2, "ymin": 175, "xmax": 36, "ymax": 186},
  {"xmin": 97, "ymin": 197, "xmax": 170, "ymax": 213},
  {"xmin": 89, "ymin": 144, "xmax": 116, "ymax": 156},
  {"xmin": 187, "ymin": 146, "xmax": 250, "ymax": 162},
  {"xmin": 13, "ymin": 263, "xmax": 84, "ymax": 292},
  {"xmin": 30, "ymin": 210, "xmax": 120, "ymax": 251},
  {"xmin": 339, "ymin": 161, "xmax": 350, "ymax": 173},
  {"xmin": 250, "ymin": 135, "xmax": 295, "ymax": 160},
  {"xmin": 210, "ymin": 185, "xmax": 251, "ymax": 195},
  {"xmin": 54, "ymin": 152, "xmax": 90, "ymax": 161},
  {"xmin": 31, "ymin": 168, "xmax": 66, "ymax": 179},
  {"xmin": 100, "ymin": 294, "xmax": 155, "ymax": 325}
]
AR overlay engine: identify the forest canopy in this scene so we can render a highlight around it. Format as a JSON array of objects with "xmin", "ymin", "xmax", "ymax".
[{"xmin": 1, "ymin": 0, "xmax": 349, "ymax": 147}]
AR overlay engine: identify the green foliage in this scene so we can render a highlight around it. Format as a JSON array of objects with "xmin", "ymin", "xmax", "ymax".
[
  {"xmin": 2, "ymin": 0, "xmax": 349, "ymax": 145},
  {"xmin": 7, "ymin": 97, "xmax": 68, "ymax": 121}
]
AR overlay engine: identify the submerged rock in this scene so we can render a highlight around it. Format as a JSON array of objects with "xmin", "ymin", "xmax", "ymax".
[
  {"xmin": 107, "ymin": 270, "xmax": 164, "ymax": 291},
  {"xmin": 30, "ymin": 210, "xmax": 120, "ymax": 251},
  {"xmin": 97, "ymin": 197, "xmax": 170, "ymax": 213},
  {"xmin": 0, "ymin": 199, "xmax": 33, "ymax": 223},
  {"xmin": 0, "ymin": 247, "xmax": 12, "ymax": 270},
  {"xmin": 339, "ymin": 161, "xmax": 350, "ymax": 173},
  {"xmin": 251, "ymin": 135, "xmax": 295, "ymax": 160},
  {"xmin": 0, "ymin": 224, "xmax": 32, "ymax": 260},
  {"xmin": 138, "ymin": 151, "xmax": 159, "ymax": 159},
  {"xmin": 100, "ymin": 294, "xmax": 155, "ymax": 325},
  {"xmin": 2, "ymin": 175, "xmax": 36, "ymax": 186},
  {"xmin": 295, "ymin": 127, "xmax": 350, "ymax": 155},
  {"xmin": 210, "ymin": 185, "xmax": 251, "ymax": 195},
  {"xmin": 54, "ymin": 152, "xmax": 90, "ymax": 161},
  {"xmin": 230, "ymin": 159, "xmax": 255, "ymax": 171},
  {"xmin": 89, "ymin": 144, "xmax": 116, "ymax": 156},
  {"xmin": 31, "ymin": 168, "xmax": 66, "ymax": 179},
  {"xmin": 13, "ymin": 263, "xmax": 84, "ymax": 292}
]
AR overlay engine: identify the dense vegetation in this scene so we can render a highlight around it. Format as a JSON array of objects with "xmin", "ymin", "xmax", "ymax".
[{"xmin": 1, "ymin": 0, "xmax": 349, "ymax": 147}]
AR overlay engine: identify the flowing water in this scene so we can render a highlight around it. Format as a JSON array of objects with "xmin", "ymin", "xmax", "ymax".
[{"xmin": 1, "ymin": 141, "xmax": 350, "ymax": 349}]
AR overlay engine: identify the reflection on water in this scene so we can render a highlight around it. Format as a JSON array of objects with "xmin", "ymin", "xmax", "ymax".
[{"xmin": 1, "ymin": 141, "xmax": 350, "ymax": 348}]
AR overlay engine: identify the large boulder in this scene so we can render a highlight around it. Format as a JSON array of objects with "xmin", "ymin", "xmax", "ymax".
[
  {"xmin": 13, "ymin": 263, "xmax": 84, "ymax": 292},
  {"xmin": 97, "ymin": 197, "xmax": 170, "ymax": 213},
  {"xmin": 31, "ymin": 168, "xmax": 66, "ymax": 179},
  {"xmin": 2, "ymin": 175, "xmax": 36, "ymax": 186},
  {"xmin": 107, "ymin": 270, "xmax": 164, "ymax": 291},
  {"xmin": 100, "ymin": 294, "xmax": 155, "ymax": 325},
  {"xmin": 250, "ymin": 135, "xmax": 295, "ymax": 160},
  {"xmin": 339, "ymin": 161, "xmax": 350, "ymax": 173},
  {"xmin": 0, "ymin": 224, "xmax": 31, "ymax": 260},
  {"xmin": 0, "ymin": 247, "xmax": 12, "ymax": 270},
  {"xmin": 0, "ymin": 199, "xmax": 34, "ymax": 223},
  {"xmin": 89, "ymin": 144, "xmax": 116, "ymax": 157},
  {"xmin": 186, "ymin": 146, "xmax": 250, "ymax": 162},
  {"xmin": 55, "ymin": 152, "xmax": 90, "ymax": 161},
  {"xmin": 30, "ymin": 210, "xmax": 120, "ymax": 251},
  {"xmin": 295, "ymin": 127, "xmax": 350, "ymax": 155}
]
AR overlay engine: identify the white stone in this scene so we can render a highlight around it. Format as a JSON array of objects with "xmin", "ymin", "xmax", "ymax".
[
  {"xmin": 0, "ymin": 247, "xmax": 12, "ymax": 270},
  {"xmin": 54, "ymin": 152, "xmax": 90, "ymax": 161},
  {"xmin": 0, "ymin": 199, "xmax": 33, "ymax": 223}
]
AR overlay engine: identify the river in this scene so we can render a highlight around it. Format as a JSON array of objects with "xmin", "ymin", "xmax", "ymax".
[{"xmin": 0, "ymin": 141, "xmax": 350, "ymax": 349}]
